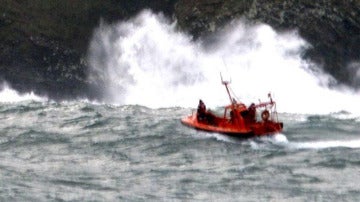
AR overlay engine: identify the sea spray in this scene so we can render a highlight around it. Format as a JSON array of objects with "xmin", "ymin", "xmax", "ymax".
[
  {"xmin": 0, "ymin": 83, "xmax": 45, "ymax": 103},
  {"xmin": 291, "ymin": 139, "xmax": 360, "ymax": 149},
  {"xmin": 88, "ymin": 10, "xmax": 359, "ymax": 114},
  {"xmin": 87, "ymin": 11, "xmax": 205, "ymax": 107}
]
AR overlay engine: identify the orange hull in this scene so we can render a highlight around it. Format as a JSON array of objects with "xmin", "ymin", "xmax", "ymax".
[
  {"xmin": 181, "ymin": 113, "xmax": 283, "ymax": 138},
  {"xmin": 181, "ymin": 79, "xmax": 283, "ymax": 138}
]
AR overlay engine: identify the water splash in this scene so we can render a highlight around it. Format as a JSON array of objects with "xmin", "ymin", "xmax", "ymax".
[
  {"xmin": 248, "ymin": 132, "xmax": 360, "ymax": 150},
  {"xmin": 0, "ymin": 83, "xmax": 45, "ymax": 103},
  {"xmin": 88, "ymin": 10, "xmax": 360, "ymax": 114},
  {"xmin": 290, "ymin": 139, "xmax": 360, "ymax": 149}
]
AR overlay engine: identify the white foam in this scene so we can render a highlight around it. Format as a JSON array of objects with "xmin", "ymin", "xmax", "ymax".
[
  {"xmin": 291, "ymin": 139, "xmax": 360, "ymax": 149},
  {"xmin": 0, "ymin": 83, "xmax": 45, "ymax": 103},
  {"xmin": 272, "ymin": 133, "xmax": 289, "ymax": 144},
  {"xmin": 88, "ymin": 10, "xmax": 360, "ymax": 115},
  {"xmin": 248, "ymin": 133, "xmax": 360, "ymax": 150}
]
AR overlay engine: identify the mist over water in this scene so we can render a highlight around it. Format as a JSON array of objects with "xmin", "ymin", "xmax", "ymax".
[{"xmin": 88, "ymin": 10, "xmax": 360, "ymax": 114}]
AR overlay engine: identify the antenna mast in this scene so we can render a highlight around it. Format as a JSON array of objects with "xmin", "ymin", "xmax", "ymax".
[{"xmin": 220, "ymin": 73, "xmax": 233, "ymax": 104}]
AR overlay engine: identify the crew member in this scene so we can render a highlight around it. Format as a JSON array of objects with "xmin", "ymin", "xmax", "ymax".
[
  {"xmin": 247, "ymin": 103, "xmax": 256, "ymax": 123},
  {"xmin": 197, "ymin": 99, "xmax": 206, "ymax": 122}
]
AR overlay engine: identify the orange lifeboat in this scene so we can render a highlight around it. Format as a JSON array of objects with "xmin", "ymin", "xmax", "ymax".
[{"xmin": 181, "ymin": 80, "xmax": 283, "ymax": 138}]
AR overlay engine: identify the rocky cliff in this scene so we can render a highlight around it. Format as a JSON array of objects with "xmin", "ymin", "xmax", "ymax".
[
  {"xmin": 1, "ymin": 0, "xmax": 359, "ymax": 100},
  {"xmin": 0, "ymin": 0, "xmax": 176, "ymax": 99},
  {"xmin": 174, "ymin": 0, "xmax": 360, "ymax": 87}
]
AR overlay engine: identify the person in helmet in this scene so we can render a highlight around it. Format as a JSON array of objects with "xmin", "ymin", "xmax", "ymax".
[{"xmin": 197, "ymin": 99, "xmax": 206, "ymax": 122}]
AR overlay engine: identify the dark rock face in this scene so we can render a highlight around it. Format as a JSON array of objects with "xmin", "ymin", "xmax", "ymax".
[
  {"xmin": 175, "ymin": 0, "xmax": 360, "ymax": 88},
  {"xmin": 0, "ymin": 0, "xmax": 177, "ymax": 100},
  {"xmin": 1, "ymin": 0, "xmax": 359, "ymax": 101}
]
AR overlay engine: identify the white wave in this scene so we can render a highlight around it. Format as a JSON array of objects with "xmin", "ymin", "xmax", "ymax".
[
  {"xmin": 248, "ymin": 133, "xmax": 360, "ymax": 150},
  {"xmin": 190, "ymin": 131, "xmax": 239, "ymax": 144},
  {"xmin": 272, "ymin": 133, "xmax": 289, "ymax": 144},
  {"xmin": 0, "ymin": 83, "xmax": 45, "ymax": 103},
  {"xmin": 249, "ymin": 133, "xmax": 289, "ymax": 150},
  {"xmin": 290, "ymin": 139, "xmax": 360, "ymax": 149},
  {"xmin": 88, "ymin": 10, "xmax": 360, "ymax": 115}
]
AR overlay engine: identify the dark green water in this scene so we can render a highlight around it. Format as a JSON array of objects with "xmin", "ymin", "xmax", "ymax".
[{"xmin": 0, "ymin": 101, "xmax": 359, "ymax": 201}]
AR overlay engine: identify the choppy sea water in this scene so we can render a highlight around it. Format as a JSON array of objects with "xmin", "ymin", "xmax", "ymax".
[{"xmin": 1, "ymin": 101, "xmax": 359, "ymax": 201}]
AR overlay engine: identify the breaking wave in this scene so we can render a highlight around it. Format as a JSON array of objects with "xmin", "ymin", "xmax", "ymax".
[
  {"xmin": 247, "ymin": 133, "xmax": 360, "ymax": 150},
  {"xmin": 291, "ymin": 139, "xmax": 360, "ymax": 149},
  {"xmin": 88, "ymin": 10, "xmax": 360, "ymax": 115},
  {"xmin": 0, "ymin": 83, "xmax": 45, "ymax": 103}
]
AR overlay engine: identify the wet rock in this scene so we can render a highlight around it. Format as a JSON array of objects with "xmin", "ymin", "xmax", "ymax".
[
  {"xmin": 175, "ymin": 0, "xmax": 360, "ymax": 88},
  {"xmin": 1, "ymin": 0, "xmax": 360, "ymax": 101},
  {"xmin": 0, "ymin": 0, "xmax": 177, "ymax": 100}
]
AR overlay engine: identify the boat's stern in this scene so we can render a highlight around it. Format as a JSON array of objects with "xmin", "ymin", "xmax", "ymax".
[{"xmin": 251, "ymin": 121, "xmax": 283, "ymax": 136}]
